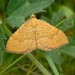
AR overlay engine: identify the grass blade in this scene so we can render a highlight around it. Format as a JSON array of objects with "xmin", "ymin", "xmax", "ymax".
[
  {"xmin": 45, "ymin": 52, "xmax": 59, "ymax": 75},
  {"xmin": 55, "ymin": 14, "xmax": 73, "ymax": 27},
  {"xmin": 0, "ymin": 53, "xmax": 26, "ymax": 74},
  {"xmin": 27, "ymin": 53, "xmax": 51, "ymax": 75}
]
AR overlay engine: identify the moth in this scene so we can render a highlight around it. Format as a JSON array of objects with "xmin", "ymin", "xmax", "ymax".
[{"xmin": 6, "ymin": 15, "xmax": 69, "ymax": 54}]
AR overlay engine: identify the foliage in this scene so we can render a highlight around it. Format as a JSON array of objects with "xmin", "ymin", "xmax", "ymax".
[{"xmin": 0, "ymin": 0, "xmax": 75, "ymax": 75}]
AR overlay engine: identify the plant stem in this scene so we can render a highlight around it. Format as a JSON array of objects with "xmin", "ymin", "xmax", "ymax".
[
  {"xmin": 27, "ymin": 53, "xmax": 51, "ymax": 75},
  {"xmin": 73, "ymin": 13, "xmax": 75, "ymax": 38},
  {"xmin": 26, "ymin": 63, "xmax": 34, "ymax": 75},
  {"xmin": 45, "ymin": 53, "xmax": 59, "ymax": 75},
  {"xmin": 1, "ymin": 0, "xmax": 7, "ymax": 17},
  {"xmin": 2, "ymin": 23, "xmax": 12, "ymax": 37},
  {"xmin": 0, "ymin": 53, "xmax": 26, "ymax": 74},
  {"xmin": 55, "ymin": 14, "xmax": 73, "ymax": 27},
  {"xmin": 48, "ymin": 6, "xmax": 52, "ymax": 17}
]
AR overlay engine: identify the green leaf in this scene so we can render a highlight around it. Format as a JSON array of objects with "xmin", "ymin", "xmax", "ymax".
[
  {"xmin": 50, "ymin": 10, "xmax": 65, "ymax": 26},
  {"xmin": 7, "ymin": 15, "xmax": 25, "ymax": 28},
  {"xmin": 41, "ymin": 15, "xmax": 50, "ymax": 23},
  {"xmin": 36, "ymin": 50, "xmax": 63, "ymax": 65},
  {"xmin": 7, "ymin": 0, "xmax": 26, "ymax": 15},
  {"xmin": 7, "ymin": 0, "xmax": 53, "ymax": 16},
  {"xmin": 0, "ymin": 28, "xmax": 6, "ymax": 39},
  {"xmin": 0, "ymin": 19, "xmax": 6, "ymax": 51},
  {"xmin": 68, "ymin": 36, "xmax": 75, "ymax": 46},
  {"xmin": 60, "ymin": 6, "xmax": 73, "ymax": 17},
  {"xmin": 0, "ymin": 19, "xmax": 6, "ymax": 39},
  {"xmin": 58, "ymin": 15, "xmax": 73, "ymax": 31},
  {"xmin": 0, "ymin": 39, "xmax": 5, "ymax": 51},
  {"xmin": 61, "ymin": 46, "xmax": 75, "ymax": 58},
  {"xmin": 48, "ymin": 51, "xmax": 63, "ymax": 65},
  {"xmin": 7, "ymin": 0, "xmax": 53, "ymax": 27},
  {"xmin": 50, "ymin": 10, "xmax": 73, "ymax": 31}
]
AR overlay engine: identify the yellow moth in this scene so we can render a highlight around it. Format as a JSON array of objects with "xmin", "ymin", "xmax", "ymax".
[{"xmin": 6, "ymin": 15, "xmax": 69, "ymax": 54}]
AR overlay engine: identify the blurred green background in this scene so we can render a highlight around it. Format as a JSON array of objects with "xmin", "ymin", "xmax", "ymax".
[{"xmin": 0, "ymin": 0, "xmax": 75, "ymax": 75}]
